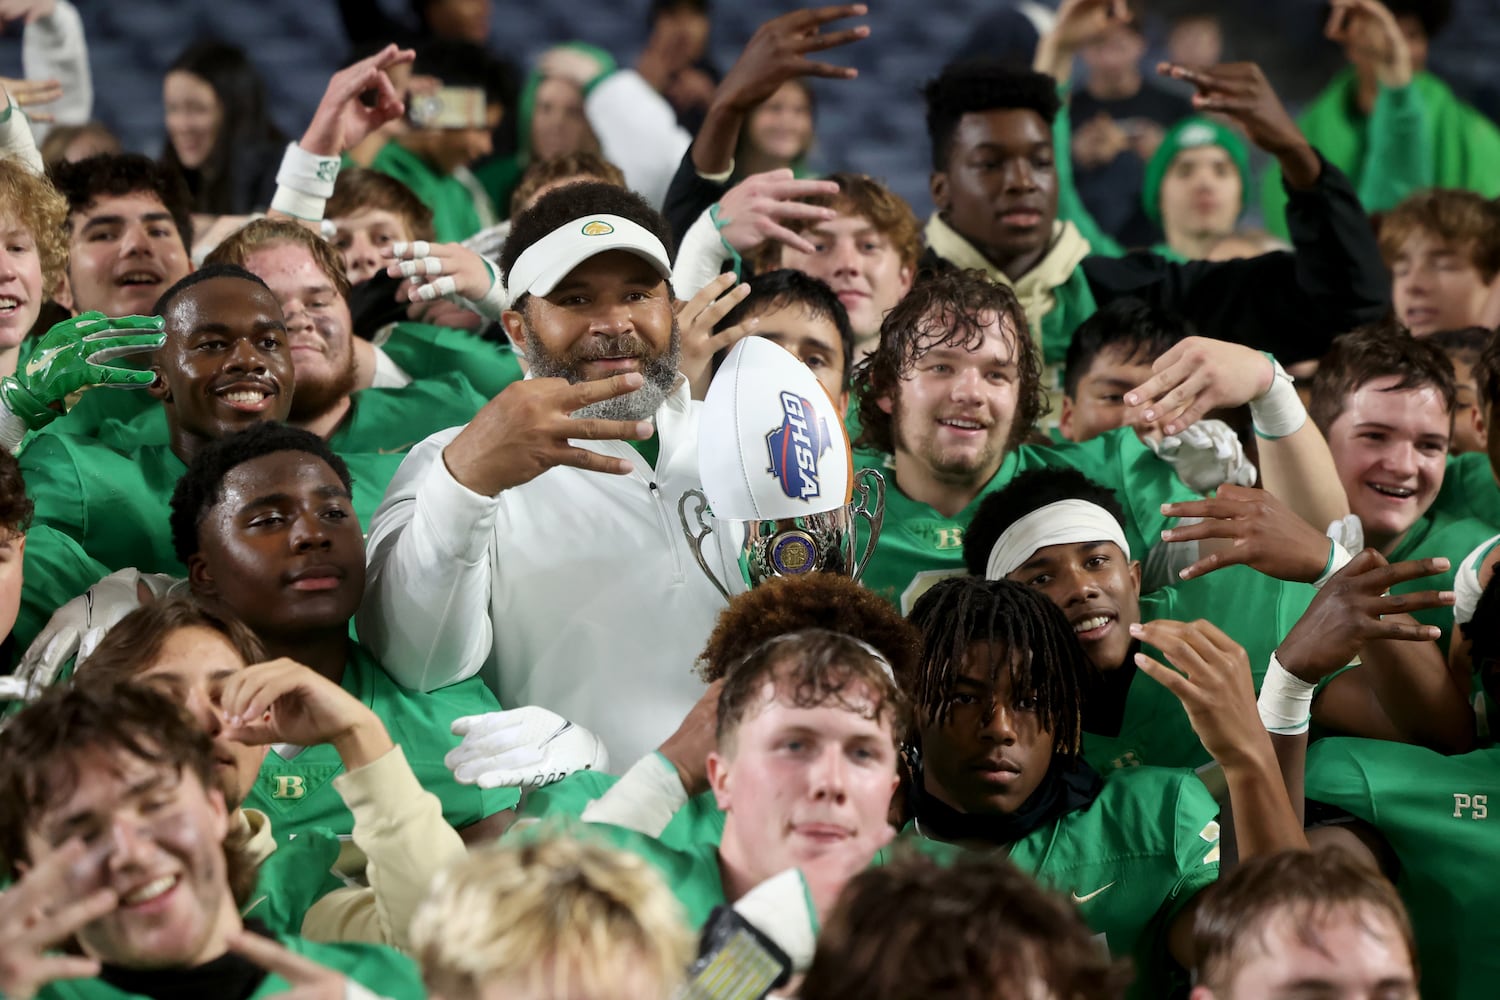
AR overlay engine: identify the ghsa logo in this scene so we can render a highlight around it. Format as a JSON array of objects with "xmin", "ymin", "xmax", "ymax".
[{"xmin": 765, "ymin": 391, "xmax": 830, "ymax": 502}]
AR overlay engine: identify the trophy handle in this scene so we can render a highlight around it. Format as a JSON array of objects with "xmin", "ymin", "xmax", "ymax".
[
  {"xmin": 850, "ymin": 468, "xmax": 886, "ymax": 584},
  {"xmin": 677, "ymin": 489, "xmax": 733, "ymax": 603}
]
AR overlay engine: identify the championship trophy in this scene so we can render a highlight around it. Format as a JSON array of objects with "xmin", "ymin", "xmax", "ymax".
[{"xmin": 679, "ymin": 337, "xmax": 885, "ymax": 601}]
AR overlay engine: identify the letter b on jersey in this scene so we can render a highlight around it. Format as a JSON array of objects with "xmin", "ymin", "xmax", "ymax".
[{"xmin": 274, "ymin": 775, "xmax": 308, "ymax": 800}]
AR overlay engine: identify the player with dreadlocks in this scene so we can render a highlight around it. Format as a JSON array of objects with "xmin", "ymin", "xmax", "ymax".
[{"xmin": 903, "ymin": 576, "xmax": 1305, "ymax": 1000}]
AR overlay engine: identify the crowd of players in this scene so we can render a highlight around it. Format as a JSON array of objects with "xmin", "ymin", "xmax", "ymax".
[{"xmin": 0, "ymin": 0, "xmax": 1497, "ymax": 996}]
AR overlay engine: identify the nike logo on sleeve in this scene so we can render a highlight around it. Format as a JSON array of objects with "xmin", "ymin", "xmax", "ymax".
[{"xmin": 1071, "ymin": 881, "xmax": 1116, "ymax": 904}]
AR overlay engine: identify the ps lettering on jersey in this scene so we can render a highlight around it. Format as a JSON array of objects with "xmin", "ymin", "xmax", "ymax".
[
  {"xmin": 1453, "ymin": 793, "xmax": 1489, "ymax": 819},
  {"xmin": 766, "ymin": 392, "xmax": 830, "ymax": 502}
]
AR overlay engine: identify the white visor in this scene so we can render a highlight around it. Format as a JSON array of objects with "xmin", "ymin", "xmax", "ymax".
[
  {"xmin": 985, "ymin": 499, "xmax": 1131, "ymax": 581},
  {"xmin": 506, "ymin": 214, "xmax": 672, "ymax": 301}
]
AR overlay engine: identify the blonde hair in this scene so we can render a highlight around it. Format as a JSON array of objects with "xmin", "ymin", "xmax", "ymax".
[
  {"xmin": 0, "ymin": 159, "xmax": 68, "ymax": 296},
  {"xmin": 205, "ymin": 217, "xmax": 351, "ymax": 301},
  {"xmin": 411, "ymin": 835, "xmax": 694, "ymax": 1000}
]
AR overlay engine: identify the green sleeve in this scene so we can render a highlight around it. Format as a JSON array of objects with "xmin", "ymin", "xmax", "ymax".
[
  {"xmin": 1054, "ymin": 86, "xmax": 1127, "ymax": 259},
  {"xmin": 17, "ymin": 432, "xmax": 90, "ymax": 547},
  {"xmin": 244, "ymin": 831, "xmax": 346, "ymax": 937},
  {"xmin": 272, "ymin": 936, "xmax": 427, "ymax": 1000},
  {"xmin": 516, "ymin": 770, "xmax": 621, "ymax": 823},
  {"xmin": 14, "ymin": 525, "xmax": 110, "ymax": 657},
  {"xmin": 1359, "ymin": 83, "xmax": 1432, "ymax": 213},
  {"xmin": 381, "ymin": 323, "xmax": 525, "ymax": 399},
  {"xmin": 1163, "ymin": 772, "xmax": 1221, "ymax": 920},
  {"xmin": 1305, "ymin": 738, "xmax": 1377, "ymax": 822}
]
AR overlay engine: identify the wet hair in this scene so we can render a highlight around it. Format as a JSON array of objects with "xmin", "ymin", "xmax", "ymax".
[
  {"xmin": 716, "ymin": 628, "xmax": 910, "ymax": 750},
  {"xmin": 715, "ymin": 268, "xmax": 855, "ymax": 383},
  {"xmin": 962, "ymin": 468, "xmax": 1127, "ymax": 577},
  {"xmin": 697, "ymin": 573, "xmax": 921, "ymax": 685},
  {"xmin": 906, "ymin": 576, "xmax": 1085, "ymax": 757},
  {"xmin": 1378, "ymin": 188, "xmax": 1500, "ymax": 283},
  {"xmin": 169, "ymin": 422, "xmax": 352, "ymax": 566},
  {"xmin": 923, "ymin": 60, "xmax": 1061, "ymax": 171},
  {"xmin": 853, "ymin": 268, "xmax": 1045, "ymax": 455},
  {"xmin": 1192, "ymin": 848, "xmax": 1418, "ymax": 992},
  {"xmin": 1062, "ymin": 298, "xmax": 1192, "ymax": 399},
  {"xmin": 0, "ymin": 677, "xmax": 257, "ymax": 906},
  {"xmin": 205, "ymin": 217, "xmax": 352, "ymax": 302},
  {"xmin": 327, "ymin": 168, "xmax": 436, "ymax": 244},
  {"xmin": 152, "ymin": 261, "xmax": 271, "ymax": 321},
  {"xmin": 511, "ymin": 151, "xmax": 627, "ymax": 218},
  {"xmin": 1376, "ymin": 0, "xmax": 1452, "ymax": 39},
  {"xmin": 51, "ymin": 152, "xmax": 194, "ymax": 249},
  {"xmin": 0, "ymin": 448, "xmax": 32, "ymax": 537},
  {"xmin": 160, "ymin": 41, "xmax": 287, "ymax": 215},
  {"xmin": 802, "ymin": 851, "xmax": 1130, "ymax": 1000},
  {"xmin": 757, "ymin": 171, "xmax": 923, "ymax": 273},
  {"xmin": 1309, "ymin": 320, "xmax": 1457, "ymax": 433},
  {"xmin": 1426, "ymin": 326, "xmax": 1490, "ymax": 370},
  {"xmin": 79, "ymin": 597, "xmax": 267, "ymax": 681},
  {"xmin": 0, "ymin": 159, "xmax": 69, "ymax": 296},
  {"xmin": 499, "ymin": 181, "xmax": 672, "ymax": 311}
]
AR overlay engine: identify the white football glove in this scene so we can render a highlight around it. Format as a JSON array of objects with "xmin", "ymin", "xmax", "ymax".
[
  {"xmin": 446, "ymin": 706, "xmax": 609, "ymax": 789},
  {"xmin": 1148, "ymin": 418, "xmax": 1257, "ymax": 495},
  {"xmin": 15, "ymin": 569, "xmax": 183, "ymax": 695}
]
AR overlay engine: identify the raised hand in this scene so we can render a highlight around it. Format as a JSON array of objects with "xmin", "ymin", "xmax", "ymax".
[
  {"xmin": 299, "ymin": 43, "xmax": 415, "ymax": 157},
  {"xmin": 1277, "ymin": 549, "xmax": 1453, "ymax": 684},
  {"xmin": 658, "ymin": 679, "xmax": 725, "ymax": 794},
  {"xmin": 715, "ymin": 169, "xmax": 841, "ymax": 255},
  {"xmin": 227, "ymin": 929, "xmax": 350, "ymax": 999},
  {"xmin": 0, "ymin": 76, "xmax": 62, "ymax": 120},
  {"xmin": 1035, "ymin": 0, "xmax": 1131, "ymax": 79},
  {"xmin": 442, "ymin": 373, "xmax": 655, "ymax": 495},
  {"xmin": 1161, "ymin": 484, "xmax": 1333, "ymax": 582},
  {"xmin": 679, "ymin": 272, "xmax": 755, "ymax": 399},
  {"xmin": 715, "ymin": 5, "xmax": 870, "ymax": 116},
  {"xmin": 1133, "ymin": 618, "xmax": 1263, "ymax": 770},
  {"xmin": 1156, "ymin": 61, "xmax": 1319, "ymax": 187},
  {"xmin": 0, "ymin": 0, "xmax": 55, "ymax": 27},
  {"xmin": 447, "ymin": 705, "xmax": 609, "ymax": 789},
  {"xmin": 0, "ymin": 312, "xmax": 165, "ymax": 430},
  {"xmin": 383, "ymin": 239, "xmax": 495, "ymax": 304},
  {"xmin": 220, "ymin": 658, "xmax": 393, "ymax": 769},
  {"xmin": 1123, "ymin": 336, "xmax": 1273, "ymax": 436},
  {"xmin": 1325, "ymin": 0, "xmax": 1413, "ymax": 88},
  {"xmin": 0, "ymin": 838, "xmax": 118, "ymax": 1000}
]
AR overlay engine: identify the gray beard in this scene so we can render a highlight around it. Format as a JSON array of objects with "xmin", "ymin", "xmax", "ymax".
[{"xmin": 522, "ymin": 321, "xmax": 683, "ymax": 422}]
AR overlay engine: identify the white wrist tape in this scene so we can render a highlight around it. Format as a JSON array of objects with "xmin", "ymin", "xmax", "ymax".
[
  {"xmin": 731, "ymin": 869, "xmax": 818, "ymax": 972},
  {"xmin": 579, "ymin": 752, "xmax": 689, "ymax": 837},
  {"xmin": 1312, "ymin": 541, "xmax": 1355, "ymax": 589},
  {"xmin": 270, "ymin": 143, "xmax": 342, "ymax": 221},
  {"xmin": 1258, "ymin": 653, "xmax": 1317, "ymax": 735},
  {"xmin": 1250, "ymin": 358, "xmax": 1307, "ymax": 439},
  {"xmin": 467, "ymin": 254, "xmax": 508, "ymax": 321},
  {"xmin": 1454, "ymin": 533, "xmax": 1500, "ymax": 626}
]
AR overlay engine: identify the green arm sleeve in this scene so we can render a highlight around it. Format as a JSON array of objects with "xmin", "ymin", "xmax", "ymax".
[
  {"xmin": 1359, "ymin": 83, "xmax": 1431, "ymax": 213},
  {"xmin": 1054, "ymin": 86, "xmax": 1126, "ymax": 259}
]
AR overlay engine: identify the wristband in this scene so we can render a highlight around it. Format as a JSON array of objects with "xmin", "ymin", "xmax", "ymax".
[
  {"xmin": 708, "ymin": 203, "xmax": 745, "ymax": 279},
  {"xmin": 1312, "ymin": 541, "xmax": 1354, "ymax": 589},
  {"xmin": 468, "ymin": 254, "xmax": 508, "ymax": 321},
  {"xmin": 1258, "ymin": 653, "xmax": 1317, "ymax": 735},
  {"xmin": 1249, "ymin": 355, "xmax": 1307, "ymax": 439},
  {"xmin": 0, "ymin": 377, "xmax": 55, "ymax": 431},
  {"xmin": 271, "ymin": 143, "xmax": 342, "ymax": 222}
]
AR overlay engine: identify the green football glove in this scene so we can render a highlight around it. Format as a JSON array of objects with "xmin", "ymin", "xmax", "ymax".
[{"xmin": 0, "ymin": 311, "xmax": 166, "ymax": 430}]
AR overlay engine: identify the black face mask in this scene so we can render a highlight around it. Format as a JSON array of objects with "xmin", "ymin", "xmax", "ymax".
[
  {"xmin": 906, "ymin": 746, "xmax": 1103, "ymax": 846},
  {"xmin": 345, "ymin": 270, "xmax": 407, "ymax": 340}
]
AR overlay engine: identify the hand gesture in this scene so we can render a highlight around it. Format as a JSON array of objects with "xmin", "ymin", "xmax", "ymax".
[
  {"xmin": 0, "ymin": 838, "xmax": 118, "ymax": 1000},
  {"xmin": 658, "ymin": 680, "xmax": 725, "ymax": 795},
  {"xmin": 383, "ymin": 240, "xmax": 495, "ymax": 304},
  {"xmin": 716, "ymin": 5, "xmax": 870, "ymax": 115},
  {"xmin": 1156, "ymin": 62, "xmax": 1317, "ymax": 185},
  {"xmin": 1132, "ymin": 618, "xmax": 1264, "ymax": 770},
  {"xmin": 228, "ymin": 929, "xmax": 351, "ymax": 1000},
  {"xmin": 0, "ymin": 0, "xmax": 55, "ymax": 26},
  {"xmin": 447, "ymin": 706, "xmax": 609, "ymax": 789},
  {"xmin": 679, "ymin": 272, "xmax": 755, "ymax": 399},
  {"xmin": 220, "ymin": 658, "xmax": 391, "ymax": 768},
  {"xmin": 21, "ymin": 569, "xmax": 178, "ymax": 695},
  {"xmin": 1, "ymin": 312, "xmax": 165, "ymax": 430},
  {"xmin": 1146, "ymin": 418, "xmax": 1257, "ymax": 495},
  {"xmin": 1277, "ymin": 549, "xmax": 1454, "ymax": 684},
  {"xmin": 1326, "ymin": 0, "xmax": 1413, "ymax": 89},
  {"xmin": 1071, "ymin": 113, "xmax": 1130, "ymax": 168},
  {"xmin": 1036, "ymin": 0, "xmax": 1131, "ymax": 78},
  {"xmin": 716, "ymin": 169, "xmax": 841, "ymax": 255},
  {"xmin": 442, "ymin": 373, "xmax": 655, "ymax": 495},
  {"xmin": 1124, "ymin": 336, "xmax": 1273, "ymax": 436},
  {"xmin": 1160, "ymin": 484, "xmax": 1332, "ymax": 582},
  {"xmin": 0, "ymin": 76, "xmax": 61, "ymax": 121},
  {"xmin": 299, "ymin": 44, "xmax": 415, "ymax": 157}
]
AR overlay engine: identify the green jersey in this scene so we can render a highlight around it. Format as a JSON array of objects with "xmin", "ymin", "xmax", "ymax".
[
  {"xmin": 1433, "ymin": 451, "xmax": 1500, "ymax": 530},
  {"xmin": 15, "ymin": 525, "xmax": 111, "ymax": 659},
  {"xmin": 518, "ymin": 760, "xmax": 728, "ymax": 848},
  {"xmin": 1307, "ymin": 737, "xmax": 1500, "ymax": 1000},
  {"xmin": 1085, "ymin": 567, "xmax": 1315, "ymax": 773},
  {"xmin": 1387, "ymin": 510, "xmax": 1495, "ymax": 653},
  {"xmin": 38, "ymin": 933, "xmax": 426, "ymax": 1000},
  {"xmin": 380, "ymin": 322, "xmax": 525, "ymax": 399},
  {"xmin": 908, "ymin": 767, "xmax": 1219, "ymax": 1000},
  {"xmin": 242, "ymin": 823, "xmax": 346, "ymax": 936},
  {"xmin": 370, "ymin": 141, "xmax": 493, "ymax": 242},
  {"xmin": 246, "ymin": 643, "xmax": 517, "ymax": 839},
  {"xmin": 856, "ymin": 427, "xmax": 1197, "ymax": 613}
]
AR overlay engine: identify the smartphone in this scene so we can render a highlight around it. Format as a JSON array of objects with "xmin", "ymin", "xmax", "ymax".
[{"xmin": 406, "ymin": 86, "xmax": 488, "ymax": 130}]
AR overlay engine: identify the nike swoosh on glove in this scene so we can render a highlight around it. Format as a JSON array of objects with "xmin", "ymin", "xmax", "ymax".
[{"xmin": 446, "ymin": 706, "xmax": 610, "ymax": 788}]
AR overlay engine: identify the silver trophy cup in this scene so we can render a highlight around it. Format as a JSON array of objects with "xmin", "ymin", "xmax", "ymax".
[{"xmin": 678, "ymin": 468, "xmax": 887, "ymax": 601}]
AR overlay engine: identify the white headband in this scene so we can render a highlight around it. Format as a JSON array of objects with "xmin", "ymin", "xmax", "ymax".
[
  {"xmin": 985, "ymin": 499, "xmax": 1131, "ymax": 581},
  {"xmin": 506, "ymin": 214, "xmax": 672, "ymax": 303}
]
